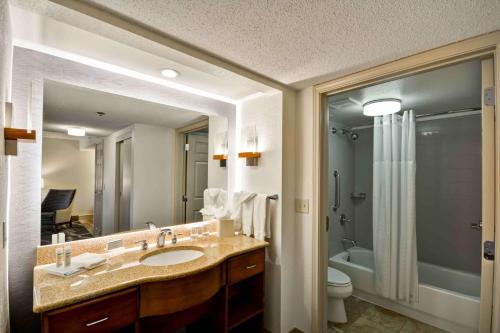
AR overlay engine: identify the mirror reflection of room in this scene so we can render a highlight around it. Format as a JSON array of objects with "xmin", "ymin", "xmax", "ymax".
[{"xmin": 40, "ymin": 78, "xmax": 225, "ymax": 245}]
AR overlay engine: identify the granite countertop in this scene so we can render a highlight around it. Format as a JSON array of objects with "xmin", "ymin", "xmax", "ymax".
[{"xmin": 33, "ymin": 235, "xmax": 267, "ymax": 313}]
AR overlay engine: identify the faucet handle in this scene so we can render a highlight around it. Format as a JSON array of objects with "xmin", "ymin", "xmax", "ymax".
[{"xmin": 134, "ymin": 240, "xmax": 148, "ymax": 250}]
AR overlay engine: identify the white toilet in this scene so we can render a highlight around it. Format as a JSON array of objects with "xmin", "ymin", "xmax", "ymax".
[{"xmin": 327, "ymin": 267, "xmax": 353, "ymax": 323}]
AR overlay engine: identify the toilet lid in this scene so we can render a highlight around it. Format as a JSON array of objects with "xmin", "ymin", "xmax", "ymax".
[{"xmin": 328, "ymin": 267, "xmax": 351, "ymax": 286}]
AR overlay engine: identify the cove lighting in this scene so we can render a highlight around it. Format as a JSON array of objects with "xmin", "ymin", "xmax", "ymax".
[
  {"xmin": 160, "ymin": 68, "xmax": 179, "ymax": 78},
  {"xmin": 363, "ymin": 99, "xmax": 401, "ymax": 116},
  {"xmin": 13, "ymin": 40, "xmax": 236, "ymax": 104},
  {"xmin": 68, "ymin": 127, "xmax": 86, "ymax": 137}
]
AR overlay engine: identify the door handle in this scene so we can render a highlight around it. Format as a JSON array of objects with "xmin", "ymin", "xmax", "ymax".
[{"xmin": 471, "ymin": 220, "xmax": 483, "ymax": 230}]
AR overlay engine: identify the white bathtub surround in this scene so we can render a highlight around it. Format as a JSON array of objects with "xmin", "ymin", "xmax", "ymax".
[
  {"xmin": 373, "ymin": 111, "xmax": 418, "ymax": 303},
  {"xmin": 331, "ymin": 247, "xmax": 480, "ymax": 333}
]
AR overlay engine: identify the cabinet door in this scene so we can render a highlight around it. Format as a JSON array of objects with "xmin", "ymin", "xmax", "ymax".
[{"xmin": 42, "ymin": 288, "xmax": 138, "ymax": 333}]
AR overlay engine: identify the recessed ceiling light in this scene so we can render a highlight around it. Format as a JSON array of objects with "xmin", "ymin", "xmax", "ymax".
[
  {"xmin": 67, "ymin": 127, "xmax": 86, "ymax": 137},
  {"xmin": 96, "ymin": 112, "xmax": 106, "ymax": 116},
  {"xmin": 160, "ymin": 69, "xmax": 179, "ymax": 78},
  {"xmin": 363, "ymin": 99, "xmax": 401, "ymax": 116}
]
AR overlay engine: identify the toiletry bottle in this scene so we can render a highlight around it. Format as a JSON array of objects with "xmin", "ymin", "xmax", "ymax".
[
  {"xmin": 64, "ymin": 246, "xmax": 72, "ymax": 267},
  {"xmin": 56, "ymin": 247, "xmax": 64, "ymax": 268}
]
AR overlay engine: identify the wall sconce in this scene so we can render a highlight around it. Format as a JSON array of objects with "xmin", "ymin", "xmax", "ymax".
[
  {"xmin": 4, "ymin": 81, "xmax": 37, "ymax": 155},
  {"xmin": 238, "ymin": 125, "xmax": 260, "ymax": 166},
  {"xmin": 213, "ymin": 131, "xmax": 228, "ymax": 167}
]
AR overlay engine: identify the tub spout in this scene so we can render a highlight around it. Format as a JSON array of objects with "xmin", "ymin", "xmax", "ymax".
[{"xmin": 341, "ymin": 238, "xmax": 356, "ymax": 250}]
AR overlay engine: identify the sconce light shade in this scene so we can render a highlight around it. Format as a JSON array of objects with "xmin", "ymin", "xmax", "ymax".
[
  {"xmin": 213, "ymin": 131, "xmax": 228, "ymax": 167},
  {"xmin": 239, "ymin": 125, "xmax": 261, "ymax": 166}
]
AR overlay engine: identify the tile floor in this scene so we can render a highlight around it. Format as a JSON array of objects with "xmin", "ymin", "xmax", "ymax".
[{"xmin": 328, "ymin": 297, "xmax": 449, "ymax": 333}]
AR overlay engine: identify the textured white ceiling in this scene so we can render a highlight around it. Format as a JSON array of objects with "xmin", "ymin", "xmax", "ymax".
[
  {"xmin": 79, "ymin": 0, "xmax": 500, "ymax": 87},
  {"xmin": 329, "ymin": 59, "xmax": 482, "ymax": 127},
  {"xmin": 43, "ymin": 81, "xmax": 205, "ymax": 136}
]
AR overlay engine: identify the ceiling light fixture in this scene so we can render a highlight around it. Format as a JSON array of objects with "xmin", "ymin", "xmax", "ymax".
[
  {"xmin": 363, "ymin": 99, "xmax": 402, "ymax": 116},
  {"xmin": 67, "ymin": 127, "xmax": 86, "ymax": 137},
  {"xmin": 160, "ymin": 69, "xmax": 179, "ymax": 78}
]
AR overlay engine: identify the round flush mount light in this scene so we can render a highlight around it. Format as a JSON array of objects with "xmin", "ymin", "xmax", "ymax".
[
  {"xmin": 160, "ymin": 68, "xmax": 179, "ymax": 78},
  {"xmin": 67, "ymin": 127, "xmax": 86, "ymax": 137},
  {"xmin": 363, "ymin": 99, "xmax": 401, "ymax": 116}
]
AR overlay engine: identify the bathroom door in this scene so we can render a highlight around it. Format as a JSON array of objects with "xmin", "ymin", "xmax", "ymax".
[
  {"xmin": 117, "ymin": 138, "xmax": 132, "ymax": 232},
  {"xmin": 184, "ymin": 133, "xmax": 208, "ymax": 222},
  {"xmin": 479, "ymin": 57, "xmax": 495, "ymax": 333}
]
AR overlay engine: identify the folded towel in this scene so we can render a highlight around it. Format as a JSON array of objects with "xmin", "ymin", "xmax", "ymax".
[
  {"xmin": 253, "ymin": 194, "xmax": 271, "ymax": 240},
  {"xmin": 72, "ymin": 253, "xmax": 107, "ymax": 269},
  {"xmin": 42, "ymin": 263, "xmax": 83, "ymax": 277}
]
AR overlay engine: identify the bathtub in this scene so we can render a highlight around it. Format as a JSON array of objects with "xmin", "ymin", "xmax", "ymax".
[{"xmin": 330, "ymin": 247, "xmax": 480, "ymax": 333}]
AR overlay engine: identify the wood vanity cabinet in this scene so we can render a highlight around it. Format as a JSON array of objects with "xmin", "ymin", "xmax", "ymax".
[{"xmin": 40, "ymin": 248, "xmax": 265, "ymax": 333}]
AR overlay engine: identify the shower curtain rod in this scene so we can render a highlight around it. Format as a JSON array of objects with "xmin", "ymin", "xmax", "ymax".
[
  {"xmin": 415, "ymin": 107, "xmax": 481, "ymax": 119},
  {"xmin": 351, "ymin": 107, "xmax": 481, "ymax": 130}
]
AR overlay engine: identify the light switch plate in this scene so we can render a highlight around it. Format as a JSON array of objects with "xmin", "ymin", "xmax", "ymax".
[{"xmin": 295, "ymin": 199, "xmax": 309, "ymax": 214}]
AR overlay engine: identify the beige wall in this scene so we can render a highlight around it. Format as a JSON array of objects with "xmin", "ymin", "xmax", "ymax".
[
  {"xmin": 238, "ymin": 92, "xmax": 283, "ymax": 332},
  {"xmin": 102, "ymin": 124, "xmax": 175, "ymax": 234},
  {"xmin": 292, "ymin": 87, "xmax": 314, "ymax": 332},
  {"xmin": 0, "ymin": 1, "xmax": 11, "ymax": 332},
  {"xmin": 131, "ymin": 124, "xmax": 175, "ymax": 230},
  {"xmin": 42, "ymin": 137, "xmax": 95, "ymax": 215}
]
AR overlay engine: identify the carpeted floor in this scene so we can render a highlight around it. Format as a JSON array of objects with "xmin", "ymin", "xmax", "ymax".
[{"xmin": 41, "ymin": 221, "xmax": 94, "ymax": 245}]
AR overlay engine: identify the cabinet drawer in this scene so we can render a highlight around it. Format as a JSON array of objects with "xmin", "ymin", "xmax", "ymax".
[
  {"xmin": 43, "ymin": 288, "xmax": 138, "ymax": 333},
  {"xmin": 228, "ymin": 248, "xmax": 265, "ymax": 284}
]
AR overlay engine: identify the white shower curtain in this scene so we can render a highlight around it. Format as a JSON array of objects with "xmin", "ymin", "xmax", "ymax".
[{"xmin": 373, "ymin": 110, "xmax": 418, "ymax": 303}]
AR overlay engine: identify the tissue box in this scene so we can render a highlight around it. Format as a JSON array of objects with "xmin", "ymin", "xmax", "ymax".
[{"xmin": 217, "ymin": 219, "xmax": 235, "ymax": 237}]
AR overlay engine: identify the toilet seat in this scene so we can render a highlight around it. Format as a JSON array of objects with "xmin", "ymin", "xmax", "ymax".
[{"xmin": 328, "ymin": 267, "xmax": 351, "ymax": 287}]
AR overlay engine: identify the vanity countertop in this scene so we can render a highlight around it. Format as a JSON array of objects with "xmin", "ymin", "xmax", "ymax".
[{"xmin": 33, "ymin": 235, "xmax": 267, "ymax": 313}]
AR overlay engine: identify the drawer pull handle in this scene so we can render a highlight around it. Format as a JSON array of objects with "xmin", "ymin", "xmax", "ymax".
[
  {"xmin": 86, "ymin": 317, "xmax": 109, "ymax": 327},
  {"xmin": 246, "ymin": 264, "xmax": 257, "ymax": 270}
]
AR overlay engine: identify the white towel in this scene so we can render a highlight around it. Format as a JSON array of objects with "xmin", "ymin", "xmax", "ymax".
[
  {"xmin": 42, "ymin": 263, "xmax": 83, "ymax": 277},
  {"xmin": 253, "ymin": 194, "xmax": 271, "ymax": 240},
  {"xmin": 72, "ymin": 253, "xmax": 107, "ymax": 269},
  {"xmin": 200, "ymin": 188, "xmax": 229, "ymax": 219},
  {"xmin": 231, "ymin": 191, "xmax": 256, "ymax": 233},
  {"xmin": 203, "ymin": 188, "xmax": 227, "ymax": 208}
]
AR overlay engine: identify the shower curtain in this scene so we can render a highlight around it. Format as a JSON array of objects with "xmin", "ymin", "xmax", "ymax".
[{"xmin": 373, "ymin": 110, "xmax": 418, "ymax": 303}]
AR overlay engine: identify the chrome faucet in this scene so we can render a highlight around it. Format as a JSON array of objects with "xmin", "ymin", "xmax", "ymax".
[
  {"xmin": 339, "ymin": 214, "xmax": 351, "ymax": 226},
  {"xmin": 145, "ymin": 221, "xmax": 157, "ymax": 230},
  {"xmin": 157, "ymin": 228, "xmax": 177, "ymax": 247},
  {"xmin": 341, "ymin": 238, "xmax": 356, "ymax": 250}
]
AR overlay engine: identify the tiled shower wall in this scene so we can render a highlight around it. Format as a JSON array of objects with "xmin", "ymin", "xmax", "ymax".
[
  {"xmin": 351, "ymin": 115, "xmax": 482, "ymax": 274},
  {"xmin": 328, "ymin": 120, "xmax": 355, "ymax": 257}
]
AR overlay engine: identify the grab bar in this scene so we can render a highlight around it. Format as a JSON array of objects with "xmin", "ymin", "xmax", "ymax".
[{"xmin": 333, "ymin": 170, "xmax": 340, "ymax": 211}]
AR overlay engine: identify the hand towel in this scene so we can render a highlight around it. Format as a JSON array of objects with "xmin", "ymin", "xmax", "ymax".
[
  {"xmin": 231, "ymin": 191, "xmax": 256, "ymax": 233},
  {"xmin": 253, "ymin": 194, "xmax": 271, "ymax": 240}
]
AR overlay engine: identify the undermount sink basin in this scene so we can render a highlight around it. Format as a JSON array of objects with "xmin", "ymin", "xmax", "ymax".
[{"xmin": 140, "ymin": 247, "xmax": 204, "ymax": 266}]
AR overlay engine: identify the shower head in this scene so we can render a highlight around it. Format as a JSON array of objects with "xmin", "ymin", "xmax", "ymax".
[{"xmin": 340, "ymin": 128, "xmax": 359, "ymax": 141}]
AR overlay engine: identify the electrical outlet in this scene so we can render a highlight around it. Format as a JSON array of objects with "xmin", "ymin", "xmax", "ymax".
[{"xmin": 295, "ymin": 199, "xmax": 309, "ymax": 214}]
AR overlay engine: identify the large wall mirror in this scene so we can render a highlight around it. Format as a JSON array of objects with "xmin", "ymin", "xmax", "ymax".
[{"xmin": 40, "ymin": 79, "xmax": 229, "ymax": 245}]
